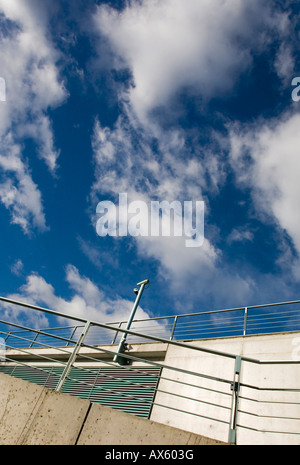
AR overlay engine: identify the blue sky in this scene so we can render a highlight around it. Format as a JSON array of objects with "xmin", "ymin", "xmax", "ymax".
[{"xmin": 0, "ymin": 0, "xmax": 300, "ymax": 329}]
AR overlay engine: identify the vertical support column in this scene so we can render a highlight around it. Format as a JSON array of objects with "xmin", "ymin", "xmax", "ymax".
[
  {"xmin": 243, "ymin": 307, "xmax": 248, "ymax": 336},
  {"xmin": 228, "ymin": 355, "xmax": 242, "ymax": 445},
  {"xmin": 170, "ymin": 316, "xmax": 178, "ymax": 340},
  {"xmin": 56, "ymin": 320, "xmax": 91, "ymax": 392}
]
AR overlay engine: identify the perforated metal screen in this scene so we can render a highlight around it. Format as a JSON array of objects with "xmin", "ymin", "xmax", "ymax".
[{"xmin": 0, "ymin": 365, "xmax": 161, "ymax": 419}]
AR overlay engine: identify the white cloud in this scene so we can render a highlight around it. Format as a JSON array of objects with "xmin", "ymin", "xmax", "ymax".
[
  {"xmin": 10, "ymin": 259, "xmax": 24, "ymax": 276},
  {"xmin": 89, "ymin": 0, "xmax": 298, "ymax": 306},
  {"xmin": 227, "ymin": 227, "xmax": 254, "ymax": 245},
  {"xmin": 94, "ymin": 0, "xmax": 292, "ymax": 121},
  {"xmin": 91, "ymin": 116, "xmax": 257, "ymax": 306},
  {"xmin": 77, "ymin": 236, "xmax": 119, "ymax": 270},
  {"xmin": 0, "ymin": 1, "xmax": 67, "ymax": 232},
  {"xmin": 229, "ymin": 111, "xmax": 300, "ymax": 262},
  {"xmin": 91, "ymin": 115, "xmax": 221, "ymax": 203},
  {"xmin": 91, "ymin": 114, "xmax": 221, "ymax": 272},
  {"xmin": 91, "ymin": 102, "xmax": 258, "ymax": 306},
  {"xmin": 5, "ymin": 265, "xmax": 153, "ymax": 326},
  {"xmin": 21, "ymin": 115, "xmax": 61, "ymax": 174},
  {"xmin": 274, "ymin": 43, "xmax": 295, "ymax": 83},
  {"xmin": 0, "ymin": 133, "xmax": 48, "ymax": 233}
]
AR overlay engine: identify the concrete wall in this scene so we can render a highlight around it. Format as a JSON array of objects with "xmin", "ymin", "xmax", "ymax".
[
  {"xmin": 0, "ymin": 373, "xmax": 225, "ymax": 445},
  {"xmin": 1, "ymin": 331, "xmax": 299, "ymax": 445},
  {"xmin": 150, "ymin": 331, "xmax": 300, "ymax": 445}
]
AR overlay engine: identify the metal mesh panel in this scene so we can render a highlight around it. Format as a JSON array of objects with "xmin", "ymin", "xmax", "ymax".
[{"xmin": 0, "ymin": 365, "xmax": 161, "ymax": 419}]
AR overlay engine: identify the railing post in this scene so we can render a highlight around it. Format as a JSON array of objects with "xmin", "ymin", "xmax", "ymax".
[
  {"xmin": 228, "ymin": 355, "xmax": 241, "ymax": 444},
  {"xmin": 56, "ymin": 320, "xmax": 91, "ymax": 392},
  {"xmin": 243, "ymin": 307, "xmax": 248, "ymax": 336},
  {"xmin": 170, "ymin": 316, "xmax": 178, "ymax": 340},
  {"xmin": 111, "ymin": 321, "xmax": 123, "ymax": 345},
  {"xmin": 66, "ymin": 325, "xmax": 79, "ymax": 346},
  {"xmin": 29, "ymin": 330, "xmax": 40, "ymax": 348}
]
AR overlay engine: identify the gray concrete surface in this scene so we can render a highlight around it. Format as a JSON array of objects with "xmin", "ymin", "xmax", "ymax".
[
  {"xmin": 77, "ymin": 402, "xmax": 225, "ymax": 445},
  {"xmin": 0, "ymin": 373, "xmax": 225, "ymax": 445}
]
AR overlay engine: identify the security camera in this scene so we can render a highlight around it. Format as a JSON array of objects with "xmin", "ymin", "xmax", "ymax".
[{"xmin": 137, "ymin": 279, "xmax": 149, "ymax": 286}]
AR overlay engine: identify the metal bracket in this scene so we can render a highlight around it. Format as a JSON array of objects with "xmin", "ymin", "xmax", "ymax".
[
  {"xmin": 231, "ymin": 381, "xmax": 239, "ymax": 392},
  {"xmin": 113, "ymin": 341, "xmax": 131, "ymax": 365}
]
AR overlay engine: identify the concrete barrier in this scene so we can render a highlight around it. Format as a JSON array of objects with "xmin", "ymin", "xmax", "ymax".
[{"xmin": 0, "ymin": 373, "xmax": 225, "ymax": 445}]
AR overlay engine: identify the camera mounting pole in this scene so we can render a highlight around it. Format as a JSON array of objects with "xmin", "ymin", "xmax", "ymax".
[{"xmin": 113, "ymin": 279, "xmax": 149, "ymax": 365}]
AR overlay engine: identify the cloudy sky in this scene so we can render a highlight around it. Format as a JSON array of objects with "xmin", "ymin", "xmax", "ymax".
[{"xmin": 0, "ymin": 0, "xmax": 300, "ymax": 329}]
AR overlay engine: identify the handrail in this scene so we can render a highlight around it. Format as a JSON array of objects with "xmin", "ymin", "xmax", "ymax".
[
  {"xmin": 0, "ymin": 315, "xmax": 258, "ymax": 363},
  {"xmin": 105, "ymin": 298, "xmax": 300, "ymax": 325},
  {"xmin": 1, "ymin": 294, "xmax": 300, "ymax": 362}
]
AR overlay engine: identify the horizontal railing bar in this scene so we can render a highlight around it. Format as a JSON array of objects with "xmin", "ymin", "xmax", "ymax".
[
  {"xmin": 237, "ymin": 409, "xmax": 300, "ymax": 421},
  {"xmin": 79, "ymin": 341, "xmax": 235, "ymax": 385},
  {"xmin": 69, "ymin": 349, "xmax": 233, "ymax": 398},
  {"xmin": 238, "ymin": 394, "xmax": 300, "ymax": 406},
  {"xmin": 239, "ymin": 382, "xmax": 300, "ymax": 391},
  {"xmin": 174, "ymin": 316, "xmax": 245, "ymax": 326},
  {"xmin": 0, "ymin": 327, "xmax": 79, "ymax": 349},
  {"xmin": 246, "ymin": 300, "xmax": 300, "ymax": 310},
  {"xmin": 3, "ymin": 314, "xmax": 298, "ymax": 342},
  {"xmin": 174, "ymin": 326, "xmax": 243, "ymax": 335},
  {"xmin": 173, "ymin": 321, "xmax": 245, "ymax": 332},
  {"xmin": 69, "ymin": 373, "xmax": 231, "ymax": 426},
  {"xmin": 0, "ymin": 323, "xmax": 84, "ymax": 334},
  {"xmin": 236, "ymin": 423, "xmax": 300, "ymax": 435},
  {"xmin": 2, "ymin": 295, "xmax": 298, "ymax": 329},
  {"xmin": 105, "ymin": 299, "xmax": 300, "ymax": 326},
  {"xmin": 247, "ymin": 315, "xmax": 300, "ymax": 324},
  {"xmin": 4, "ymin": 306, "xmax": 298, "ymax": 338},
  {"xmin": 1, "ymin": 296, "xmax": 299, "ymax": 364},
  {"xmin": 53, "ymin": 363, "xmax": 230, "ymax": 421},
  {"xmin": 0, "ymin": 299, "xmax": 260, "ymax": 362},
  {"xmin": 66, "ymin": 347, "xmax": 233, "ymax": 398},
  {"xmin": 1, "ymin": 329, "xmax": 234, "ymax": 390},
  {"xmin": 0, "ymin": 330, "xmax": 78, "ymax": 350},
  {"xmin": 151, "ymin": 402, "xmax": 231, "ymax": 426},
  {"xmin": 125, "ymin": 316, "xmax": 300, "ymax": 335},
  {"xmin": 65, "ymin": 365, "xmax": 231, "ymax": 412},
  {"xmin": 248, "ymin": 309, "xmax": 300, "ymax": 318},
  {"xmin": 3, "ymin": 343, "xmax": 71, "ymax": 366},
  {"xmin": 0, "ymin": 296, "xmax": 89, "ymax": 323},
  {"xmin": 1, "ymin": 327, "xmax": 235, "ymax": 388}
]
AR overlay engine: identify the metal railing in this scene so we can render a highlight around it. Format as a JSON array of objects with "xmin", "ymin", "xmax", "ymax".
[
  {"xmin": 2, "ymin": 298, "xmax": 300, "ymax": 348},
  {"xmin": 118, "ymin": 299, "xmax": 300, "ymax": 341},
  {"xmin": 0, "ymin": 295, "xmax": 299, "ymax": 444}
]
